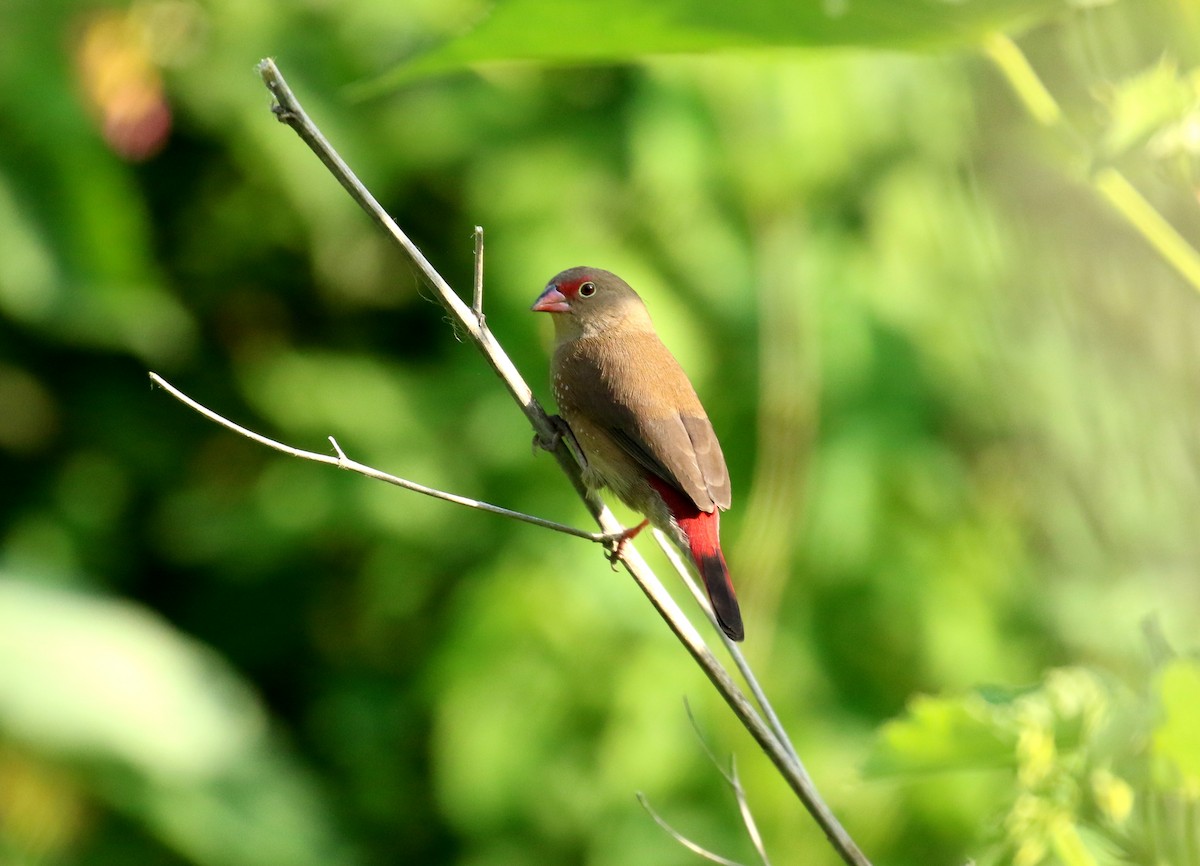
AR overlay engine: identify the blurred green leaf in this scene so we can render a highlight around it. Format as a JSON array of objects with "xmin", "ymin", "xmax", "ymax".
[
  {"xmin": 865, "ymin": 692, "xmax": 1016, "ymax": 776},
  {"xmin": 0, "ymin": 579, "xmax": 360, "ymax": 866},
  {"xmin": 1050, "ymin": 821, "xmax": 1108, "ymax": 866},
  {"xmin": 1153, "ymin": 658, "xmax": 1200, "ymax": 791},
  {"xmin": 1101, "ymin": 59, "xmax": 1200, "ymax": 159},
  {"xmin": 365, "ymin": 0, "xmax": 1067, "ymax": 90},
  {"xmin": 0, "ymin": 578, "xmax": 264, "ymax": 776}
]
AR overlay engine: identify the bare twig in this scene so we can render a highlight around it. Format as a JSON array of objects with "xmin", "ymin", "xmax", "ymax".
[
  {"xmin": 657, "ymin": 532, "xmax": 802, "ymax": 769},
  {"xmin": 257, "ymin": 59, "xmax": 555, "ymax": 449},
  {"xmin": 191, "ymin": 58, "xmax": 874, "ymax": 866},
  {"xmin": 682, "ymin": 700, "xmax": 771, "ymax": 866},
  {"xmin": 730, "ymin": 757, "xmax": 771, "ymax": 866},
  {"xmin": 472, "ymin": 225, "xmax": 485, "ymax": 322},
  {"xmin": 636, "ymin": 793, "xmax": 746, "ymax": 866},
  {"xmin": 683, "ymin": 697, "xmax": 737, "ymax": 785},
  {"xmin": 148, "ymin": 373, "xmax": 605, "ymax": 542}
]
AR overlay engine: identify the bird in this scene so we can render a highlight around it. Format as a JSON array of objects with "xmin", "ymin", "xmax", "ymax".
[{"xmin": 531, "ymin": 266, "xmax": 743, "ymax": 641}]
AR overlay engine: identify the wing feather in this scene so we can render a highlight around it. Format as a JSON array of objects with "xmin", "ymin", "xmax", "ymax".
[{"xmin": 554, "ymin": 333, "xmax": 729, "ymax": 513}]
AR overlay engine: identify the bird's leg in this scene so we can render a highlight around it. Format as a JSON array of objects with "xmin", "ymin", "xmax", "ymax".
[
  {"xmin": 601, "ymin": 519, "xmax": 649, "ymax": 565},
  {"xmin": 532, "ymin": 414, "xmax": 566, "ymax": 452},
  {"xmin": 533, "ymin": 414, "xmax": 587, "ymax": 470}
]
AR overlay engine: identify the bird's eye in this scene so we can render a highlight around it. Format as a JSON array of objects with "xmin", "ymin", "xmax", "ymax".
[{"xmin": 578, "ymin": 281, "xmax": 597, "ymax": 297}]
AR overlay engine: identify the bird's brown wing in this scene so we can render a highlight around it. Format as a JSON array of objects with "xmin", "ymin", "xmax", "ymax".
[
  {"xmin": 556, "ymin": 334, "xmax": 730, "ymax": 513},
  {"xmin": 609, "ymin": 415, "xmax": 729, "ymax": 512},
  {"xmin": 681, "ymin": 415, "xmax": 730, "ymax": 510}
]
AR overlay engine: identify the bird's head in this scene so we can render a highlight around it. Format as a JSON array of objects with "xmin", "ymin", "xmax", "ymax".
[{"xmin": 532, "ymin": 267, "xmax": 653, "ymax": 340}]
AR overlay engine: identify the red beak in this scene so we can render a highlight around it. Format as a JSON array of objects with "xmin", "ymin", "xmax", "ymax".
[{"xmin": 532, "ymin": 285, "xmax": 571, "ymax": 313}]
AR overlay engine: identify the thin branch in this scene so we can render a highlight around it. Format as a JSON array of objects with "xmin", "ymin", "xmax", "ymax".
[
  {"xmin": 147, "ymin": 372, "xmax": 605, "ymax": 542},
  {"xmin": 683, "ymin": 697, "xmax": 738, "ymax": 786},
  {"xmin": 219, "ymin": 58, "xmax": 873, "ymax": 866},
  {"xmin": 636, "ymin": 793, "xmax": 746, "ymax": 866},
  {"xmin": 257, "ymin": 59, "xmax": 554, "ymax": 448},
  {"xmin": 730, "ymin": 757, "xmax": 771, "ymax": 866},
  {"xmin": 981, "ymin": 33, "xmax": 1061, "ymax": 127},
  {"xmin": 472, "ymin": 225, "xmax": 485, "ymax": 321},
  {"xmin": 682, "ymin": 700, "xmax": 770, "ymax": 866},
  {"xmin": 1091, "ymin": 168, "xmax": 1200, "ymax": 292},
  {"xmin": 657, "ymin": 532, "xmax": 803, "ymax": 770}
]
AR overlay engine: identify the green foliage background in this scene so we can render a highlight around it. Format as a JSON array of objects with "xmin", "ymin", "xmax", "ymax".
[{"xmin": 1, "ymin": 1, "xmax": 1199, "ymax": 864}]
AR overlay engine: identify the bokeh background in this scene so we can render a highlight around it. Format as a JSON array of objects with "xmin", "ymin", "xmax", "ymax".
[{"xmin": 2, "ymin": 1, "xmax": 1199, "ymax": 864}]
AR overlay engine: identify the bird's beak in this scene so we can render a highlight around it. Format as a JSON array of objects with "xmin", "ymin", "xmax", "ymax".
[{"xmin": 531, "ymin": 285, "xmax": 571, "ymax": 313}]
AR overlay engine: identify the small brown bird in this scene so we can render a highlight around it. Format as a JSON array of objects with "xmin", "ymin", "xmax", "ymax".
[{"xmin": 532, "ymin": 267, "xmax": 743, "ymax": 641}]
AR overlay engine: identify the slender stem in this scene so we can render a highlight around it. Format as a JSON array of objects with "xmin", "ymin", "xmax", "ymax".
[
  {"xmin": 148, "ymin": 373, "xmax": 605, "ymax": 542},
  {"xmin": 983, "ymin": 32, "xmax": 1200, "ymax": 297},
  {"xmin": 636, "ymin": 793, "xmax": 743, "ymax": 866},
  {"xmin": 257, "ymin": 60, "xmax": 551, "ymax": 444},
  {"xmin": 1092, "ymin": 168, "xmax": 1200, "ymax": 292},
  {"xmin": 656, "ymin": 532, "xmax": 803, "ymax": 768},
  {"xmin": 730, "ymin": 758, "xmax": 772, "ymax": 866},
  {"xmin": 237, "ymin": 58, "xmax": 871, "ymax": 866},
  {"xmin": 681, "ymin": 702, "xmax": 772, "ymax": 865},
  {"xmin": 982, "ymin": 33, "xmax": 1061, "ymax": 127},
  {"xmin": 473, "ymin": 225, "xmax": 485, "ymax": 320}
]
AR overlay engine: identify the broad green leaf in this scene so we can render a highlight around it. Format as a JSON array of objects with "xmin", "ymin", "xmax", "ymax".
[{"xmin": 364, "ymin": 0, "xmax": 1069, "ymax": 91}]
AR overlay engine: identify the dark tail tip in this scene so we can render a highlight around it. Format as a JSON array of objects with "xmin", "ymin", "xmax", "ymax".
[{"xmin": 698, "ymin": 554, "xmax": 744, "ymax": 642}]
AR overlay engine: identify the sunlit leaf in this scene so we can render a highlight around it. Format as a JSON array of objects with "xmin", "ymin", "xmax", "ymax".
[
  {"xmin": 1153, "ymin": 658, "xmax": 1200, "ymax": 791},
  {"xmin": 866, "ymin": 692, "xmax": 1017, "ymax": 776},
  {"xmin": 1100, "ymin": 59, "xmax": 1200, "ymax": 158},
  {"xmin": 364, "ymin": 0, "xmax": 1068, "ymax": 90}
]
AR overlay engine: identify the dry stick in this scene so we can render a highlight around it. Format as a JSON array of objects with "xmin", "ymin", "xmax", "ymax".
[
  {"xmin": 250, "ymin": 57, "xmax": 870, "ymax": 866},
  {"xmin": 472, "ymin": 225, "xmax": 485, "ymax": 320},
  {"xmin": 656, "ymin": 533, "xmax": 803, "ymax": 769},
  {"xmin": 681, "ymin": 699, "xmax": 772, "ymax": 866},
  {"xmin": 147, "ymin": 373, "xmax": 603, "ymax": 542},
  {"xmin": 731, "ymin": 758, "xmax": 772, "ymax": 866},
  {"xmin": 636, "ymin": 793, "xmax": 745, "ymax": 866}
]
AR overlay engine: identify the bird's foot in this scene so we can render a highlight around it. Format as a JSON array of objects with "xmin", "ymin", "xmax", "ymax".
[
  {"xmin": 532, "ymin": 416, "xmax": 561, "ymax": 454},
  {"xmin": 533, "ymin": 414, "xmax": 586, "ymax": 469},
  {"xmin": 602, "ymin": 519, "xmax": 649, "ymax": 567}
]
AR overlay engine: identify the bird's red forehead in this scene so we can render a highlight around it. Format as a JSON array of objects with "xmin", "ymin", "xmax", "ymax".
[{"xmin": 553, "ymin": 275, "xmax": 587, "ymax": 298}]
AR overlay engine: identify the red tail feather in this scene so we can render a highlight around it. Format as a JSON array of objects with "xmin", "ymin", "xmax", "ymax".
[{"xmin": 647, "ymin": 478, "xmax": 744, "ymax": 641}]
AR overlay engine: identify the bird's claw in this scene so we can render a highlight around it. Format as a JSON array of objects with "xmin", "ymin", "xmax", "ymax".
[
  {"xmin": 533, "ymin": 414, "xmax": 587, "ymax": 469},
  {"xmin": 533, "ymin": 413, "xmax": 567, "ymax": 453},
  {"xmin": 601, "ymin": 519, "xmax": 650, "ymax": 567},
  {"xmin": 532, "ymin": 429, "xmax": 557, "ymax": 455}
]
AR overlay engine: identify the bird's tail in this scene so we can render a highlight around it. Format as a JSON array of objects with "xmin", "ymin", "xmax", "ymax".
[
  {"xmin": 645, "ymin": 476, "xmax": 744, "ymax": 641},
  {"xmin": 684, "ymin": 510, "xmax": 744, "ymax": 642}
]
